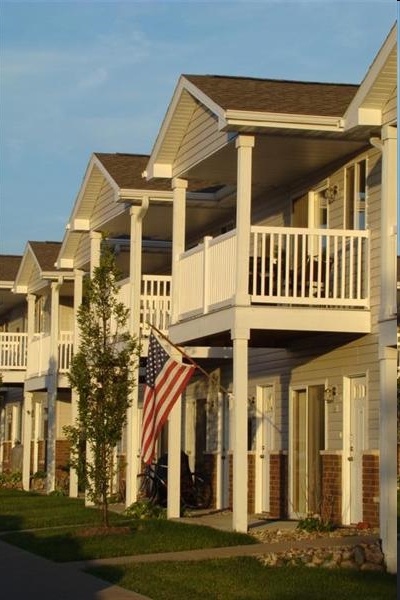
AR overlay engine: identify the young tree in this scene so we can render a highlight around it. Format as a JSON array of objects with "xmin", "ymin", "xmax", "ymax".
[{"xmin": 65, "ymin": 242, "xmax": 139, "ymax": 526}]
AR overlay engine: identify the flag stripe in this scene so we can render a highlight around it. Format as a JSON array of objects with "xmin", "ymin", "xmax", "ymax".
[{"xmin": 140, "ymin": 332, "xmax": 195, "ymax": 465}]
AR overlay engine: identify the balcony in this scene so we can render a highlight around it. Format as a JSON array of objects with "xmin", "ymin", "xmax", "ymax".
[
  {"xmin": 117, "ymin": 274, "xmax": 172, "ymax": 336},
  {"xmin": 176, "ymin": 226, "xmax": 369, "ymax": 324},
  {"xmin": 0, "ymin": 332, "xmax": 28, "ymax": 370},
  {"xmin": 26, "ymin": 332, "xmax": 74, "ymax": 378}
]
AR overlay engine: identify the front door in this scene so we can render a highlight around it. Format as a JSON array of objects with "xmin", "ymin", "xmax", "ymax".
[
  {"xmin": 291, "ymin": 385, "xmax": 325, "ymax": 517},
  {"xmin": 255, "ymin": 385, "xmax": 275, "ymax": 513},
  {"xmin": 348, "ymin": 376, "xmax": 367, "ymax": 524}
]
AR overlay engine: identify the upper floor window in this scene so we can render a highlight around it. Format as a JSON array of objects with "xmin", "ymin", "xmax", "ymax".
[{"xmin": 345, "ymin": 159, "xmax": 366, "ymax": 230}]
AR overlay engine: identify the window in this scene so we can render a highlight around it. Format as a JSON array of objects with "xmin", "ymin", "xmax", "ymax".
[{"xmin": 345, "ymin": 159, "xmax": 366, "ymax": 229}]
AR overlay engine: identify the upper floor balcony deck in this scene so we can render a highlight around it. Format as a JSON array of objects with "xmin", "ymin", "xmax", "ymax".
[
  {"xmin": 171, "ymin": 226, "xmax": 370, "ymax": 343},
  {"xmin": 0, "ymin": 275, "xmax": 173, "ymax": 384}
]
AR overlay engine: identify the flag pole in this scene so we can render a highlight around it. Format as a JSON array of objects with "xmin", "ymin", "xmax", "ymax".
[{"xmin": 147, "ymin": 322, "xmax": 230, "ymax": 396}]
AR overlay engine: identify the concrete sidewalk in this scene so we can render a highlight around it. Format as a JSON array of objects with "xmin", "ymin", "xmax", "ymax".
[{"xmin": 0, "ymin": 539, "xmax": 151, "ymax": 600}]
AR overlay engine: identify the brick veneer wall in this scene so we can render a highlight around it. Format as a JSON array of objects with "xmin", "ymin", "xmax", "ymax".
[
  {"xmin": 362, "ymin": 453, "xmax": 379, "ymax": 527},
  {"xmin": 228, "ymin": 454, "xmax": 256, "ymax": 514},
  {"xmin": 269, "ymin": 452, "xmax": 288, "ymax": 519},
  {"xmin": 1, "ymin": 441, "xmax": 12, "ymax": 472},
  {"xmin": 321, "ymin": 454, "xmax": 342, "ymax": 524}
]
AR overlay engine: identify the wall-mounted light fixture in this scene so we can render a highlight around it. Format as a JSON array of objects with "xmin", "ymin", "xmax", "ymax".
[
  {"xmin": 324, "ymin": 185, "xmax": 338, "ymax": 203},
  {"xmin": 324, "ymin": 386, "xmax": 337, "ymax": 403}
]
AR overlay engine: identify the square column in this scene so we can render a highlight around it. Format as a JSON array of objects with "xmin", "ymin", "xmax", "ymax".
[
  {"xmin": 235, "ymin": 135, "xmax": 254, "ymax": 306},
  {"xmin": 171, "ymin": 178, "xmax": 188, "ymax": 324},
  {"xmin": 126, "ymin": 200, "xmax": 149, "ymax": 507},
  {"xmin": 22, "ymin": 392, "xmax": 33, "ymax": 490},
  {"xmin": 69, "ymin": 269, "xmax": 83, "ymax": 498},
  {"xmin": 231, "ymin": 328, "xmax": 250, "ymax": 532},
  {"xmin": 46, "ymin": 279, "xmax": 61, "ymax": 493}
]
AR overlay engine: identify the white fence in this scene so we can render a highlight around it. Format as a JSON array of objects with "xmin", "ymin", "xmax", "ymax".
[{"xmin": 177, "ymin": 226, "xmax": 369, "ymax": 318}]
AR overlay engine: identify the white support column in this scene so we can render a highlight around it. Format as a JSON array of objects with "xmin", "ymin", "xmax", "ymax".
[
  {"xmin": 22, "ymin": 391, "xmax": 33, "ymax": 490},
  {"xmin": 379, "ymin": 346, "xmax": 397, "ymax": 573},
  {"xmin": 69, "ymin": 269, "xmax": 83, "ymax": 498},
  {"xmin": 171, "ymin": 178, "xmax": 188, "ymax": 324},
  {"xmin": 84, "ymin": 231, "xmax": 102, "ymax": 505},
  {"xmin": 46, "ymin": 279, "xmax": 61, "ymax": 493},
  {"xmin": 33, "ymin": 402, "xmax": 41, "ymax": 474},
  {"xmin": 377, "ymin": 124, "xmax": 397, "ymax": 574},
  {"xmin": 167, "ymin": 350, "xmax": 182, "ymax": 519},
  {"xmin": 90, "ymin": 231, "xmax": 102, "ymax": 276},
  {"xmin": 21, "ymin": 293, "xmax": 35, "ymax": 489},
  {"xmin": 379, "ymin": 125, "xmax": 397, "ymax": 321},
  {"xmin": 231, "ymin": 328, "xmax": 250, "ymax": 532},
  {"xmin": 125, "ymin": 199, "xmax": 149, "ymax": 507},
  {"xmin": 234, "ymin": 135, "xmax": 254, "ymax": 306}
]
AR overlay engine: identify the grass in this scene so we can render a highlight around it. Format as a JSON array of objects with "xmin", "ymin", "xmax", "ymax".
[
  {"xmin": 0, "ymin": 488, "xmax": 397, "ymax": 600},
  {"xmin": 1, "ymin": 520, "xmax": 255, "ymax": 562},
  {"xmin": 0, "ymin": 488, "xmax": 125, "ymax": 531},
  {"xmin": 0, "ymin": 489, "xmax": 254, "ymax": 561},
  {"xmin": 88, "ymin": 557, "xmax": 397, "ymax": 600}
]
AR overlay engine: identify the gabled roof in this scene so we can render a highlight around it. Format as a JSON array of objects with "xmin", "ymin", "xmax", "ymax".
[
  {"xmin": 28, "ymin": 241, "xmax": 61, "ymax": 271},
  {"xmin": 94, "ymin": 153, "xmax": 173, "ymax": 191},
  {"xmin": 183, "ymin": 75, "xmax": 358, "ymax": 116},
  {"xmin": 0, "ymin": 255, "xmax": 22, "ymax": 283},
  {"xmin": 14, "ymin": 241, "xmax": 70, "ymax": 293},
  {"xmin": 344, "ymin": 24, "xmax": 397, "ymax": 129}
]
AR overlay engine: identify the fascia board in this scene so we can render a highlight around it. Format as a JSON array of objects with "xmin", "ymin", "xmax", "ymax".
[
  {"xmin": 118, "ymin": 188, "xmax": 174, "ymax": 203},
  {"xmin": 147, "ymin": 76, "xmax": 225, "ymax": 180},
  {"xmin": 344, "ymin": 25, "xmax": 397, "ymax": 130},
  {"xmin": 225, "ymin": 109, "xmax": 344, "ymax": 132},
  {"xmin": 64, "ymin": 153, "xmax": 113, "ymax": 233}
]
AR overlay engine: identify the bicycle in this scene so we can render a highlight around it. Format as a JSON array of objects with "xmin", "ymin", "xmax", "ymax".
[{"xmin": 137, "ymin": 455, "xmax": 212, "ymax": 510}]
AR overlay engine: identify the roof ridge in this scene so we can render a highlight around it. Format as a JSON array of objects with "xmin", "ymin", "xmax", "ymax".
[{"xmin": 183, "ymin": 74, "xmax": 359, "ymax": 88}]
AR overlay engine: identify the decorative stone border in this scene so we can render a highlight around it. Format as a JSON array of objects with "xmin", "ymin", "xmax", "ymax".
[{"xmin": 256, "ymin": 540, "xmax": 385, "ymax": 571}]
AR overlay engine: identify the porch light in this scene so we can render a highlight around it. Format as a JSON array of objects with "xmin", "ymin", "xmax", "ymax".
[
  {"xmin": 324, "ymin": 386, "xmax": 337, "ymax": 403},
  {"xmin": 324, "ymin": 185, "xmax": 338, "ymax": 203}
]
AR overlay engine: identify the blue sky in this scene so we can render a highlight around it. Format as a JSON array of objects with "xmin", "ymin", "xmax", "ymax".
[{"xmin": 0, "ymin": 1, "xmax": 396, "ymax": 255}]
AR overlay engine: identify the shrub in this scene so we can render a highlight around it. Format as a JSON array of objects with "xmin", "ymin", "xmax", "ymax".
[
  {"xmin": 124, "ymin": 499, "xmax": 167, "ymax": 520},
  {"xmin": 297, "ymin": 515, "xmax": 335, "ymax": 532}
]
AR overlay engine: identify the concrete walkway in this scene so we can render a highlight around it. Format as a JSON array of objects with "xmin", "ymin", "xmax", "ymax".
[{"xmin": 0, "ymin": 510, "xmax": 379, "ymax": 600}]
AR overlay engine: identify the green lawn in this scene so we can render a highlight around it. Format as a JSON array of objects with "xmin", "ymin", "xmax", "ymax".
[
  {"xmin": 0, "ymin": 488, "xmax": 397, "ymax": 600},
  {"xmin": 0, "ymin": 489, "xmax": 254, "ymax": 561},
  {"xmin": 88, "ymin": 557, "xmax": 397, "ymax": 600}
]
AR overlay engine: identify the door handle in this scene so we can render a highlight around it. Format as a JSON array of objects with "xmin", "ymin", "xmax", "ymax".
[
  {"xmin": 260, "ymin": 454, "xmax": 265, "ymax": 459},
  {"xmin": 347, "ymin": 457, "xmax": 354, "ymax": 461}
]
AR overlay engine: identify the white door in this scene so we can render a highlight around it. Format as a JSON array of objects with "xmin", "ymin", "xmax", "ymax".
[
  {"xmin": 255, "ymin": 385, "xmax": 275, "ymax": 513},
  {"xmin": 348, "ymin": 376, "xmax": 367, "ymax": 524}
]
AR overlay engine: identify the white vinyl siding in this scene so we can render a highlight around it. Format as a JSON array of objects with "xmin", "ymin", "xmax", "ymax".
[
  {"xmin": 74, "ymin": 234, "xmax": 91, "ymax": 269},
  {"xmin": 382, "ymin": 87, "xmax": 397, "ymax": 125},
  {"xmin": 173, "ymin": 102, "xmax": 231, "ymax": 177},
  {"xmin": 90, "ymin": 180, "xmax": 127, "ymax": 231}
]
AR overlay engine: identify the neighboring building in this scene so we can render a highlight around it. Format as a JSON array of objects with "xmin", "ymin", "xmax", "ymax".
[{"xmin": 0, "ymin": 254, "xmax": 25, "ymax": 472}]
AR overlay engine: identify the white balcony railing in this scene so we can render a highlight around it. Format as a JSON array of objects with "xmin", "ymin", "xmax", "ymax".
[
  {"xmin": 177, "ymin": 226, "xmax": 370, "ymax": 319},
  {"xmin": 58, "ymin": 331, "xmax": 74, "ymax": 373},
  {"xmin": 25, "ymin": 331, "xmax": 74, "ymax": 377},
  {"xmin": 117, "ymin": 275, "xmax": 172, "ymax": 337},
  {"xmin": 0, "ymin": 332, "xmax": 28, "ymax": 369}
]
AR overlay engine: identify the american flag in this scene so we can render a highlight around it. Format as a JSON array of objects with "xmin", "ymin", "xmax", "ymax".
[{"xmin": 140, "ymin": 332, "xmax": 195, "ymax": 465}]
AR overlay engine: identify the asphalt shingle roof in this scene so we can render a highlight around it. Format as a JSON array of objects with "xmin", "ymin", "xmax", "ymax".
[
  {"xmin": 184, "ymin": 75, "xmax": 359, "ymax": 116},
  {"xmin": 28, "ymin": 241, "xmax": 61, "ymax": 271},
  {"xmin": 94, "ymin": 153, "xmax": 173, "ymax": 191},
  {"xmin": 0, "ymin": 255, "xmax": 22, "ymax": 282}
]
